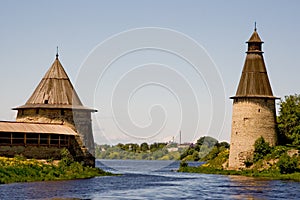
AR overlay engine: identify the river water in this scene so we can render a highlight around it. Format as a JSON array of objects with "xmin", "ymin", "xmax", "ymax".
[{"xmin": 0, "ymin": 159, "xmax": 299, "ymax": 199}]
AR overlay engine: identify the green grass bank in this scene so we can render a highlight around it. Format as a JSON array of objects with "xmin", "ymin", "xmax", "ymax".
[{"xmin": 0, "ymin": 150, "xmax": 113, "ymax": 184}]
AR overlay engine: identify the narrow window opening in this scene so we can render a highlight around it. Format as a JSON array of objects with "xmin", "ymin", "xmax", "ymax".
[
  {"xmin": 44, "ymin": 100, "xmax": 49, "ymax": 104},
  {"xmin": 258, "ymin": 109, "xmax": 261, "ymax": 112}
]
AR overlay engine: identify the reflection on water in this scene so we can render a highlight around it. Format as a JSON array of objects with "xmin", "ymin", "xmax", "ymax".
[
  {"xmin": 0, "ymin": 160, "xmax": 299, "ymax": 200},
  {"xmin": 227, "ymin": 175, "xmax": 300, "ymax": 200},
  {"xmin": 228, "ymin": 175, "xmax": 271, "ymax": 199}
]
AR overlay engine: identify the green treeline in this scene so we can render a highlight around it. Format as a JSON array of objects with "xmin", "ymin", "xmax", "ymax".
[
  {"xmin": 179, "ymin": 136, "xmax": 229, "ymax": 162},
  {"xmin": 0, "ymin": 149, "xmax": 112, "ymax": 184},
  {"xmin": 95, "ymin": 142, "xmax": 187, "ymax": 160}
]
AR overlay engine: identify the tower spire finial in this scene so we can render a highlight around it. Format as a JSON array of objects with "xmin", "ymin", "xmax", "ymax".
[
  {"xmin": 254, "ymin": 21, "xmax": 257, "ymax": 31},
  {"xmin": 56, "ymin": 46, "xmax": 59, "ymax": 59}
]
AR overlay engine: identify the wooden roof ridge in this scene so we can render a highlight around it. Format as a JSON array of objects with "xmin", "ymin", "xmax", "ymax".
[
  {"xmin": 13, "ymin": 55, "xmax": 97, "ymax": 112},
  {"xmin": 231, "ymin": 29, "xmax": 278, "ymax": 99}
]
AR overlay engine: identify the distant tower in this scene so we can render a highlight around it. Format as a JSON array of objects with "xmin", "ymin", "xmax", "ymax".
[
  {"xmin": 13, "ymin": 53, "xmax": 97, "ymax": 166},
  {"xmin": 228, "ymin": 27, "xmax": 278, "ymax": 169}
]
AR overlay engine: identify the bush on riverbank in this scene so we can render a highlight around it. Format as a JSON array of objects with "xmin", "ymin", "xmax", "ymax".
[{"xmin": 0, "ymin": 149, "xmax": 112, "ymax": 184}]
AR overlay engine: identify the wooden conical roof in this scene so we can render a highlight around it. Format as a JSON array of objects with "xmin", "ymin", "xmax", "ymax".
[
  {"xmin": 14, "ymin": 55, "xmax": 96, "ymax": 111},
  {"xmin": 247, "ymin": 29, "xmax": 263, "ymax": 43},
  {"xmin": 231, "ymin": 29, "xmax": 277, "ymax": 99}
]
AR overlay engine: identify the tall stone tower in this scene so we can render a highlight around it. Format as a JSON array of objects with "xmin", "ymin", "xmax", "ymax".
[
  {"xmin": 13, "ymin": 53, "xmax": 97, "ymax": 166},
  {"xmin": 228, "ymin": 27, "xmax": 278, "ymax": 169}
]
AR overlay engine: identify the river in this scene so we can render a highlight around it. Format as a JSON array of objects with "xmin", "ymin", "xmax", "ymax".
[{"xmin": 0, "ymin": 159, "xmax": 299, "ymax": 199}]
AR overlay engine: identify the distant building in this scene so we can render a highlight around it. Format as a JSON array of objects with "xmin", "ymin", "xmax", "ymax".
[
  {"xmin": 0, "ymin": 53, "xmax": 97, "ymax": 166},
  {"xmin": 167, "ymin": 147, "xmax": 178, "ymax": 152},
  {"xmin": 228, "ymin": 27, "xmax": 278, "ymax": 169}
]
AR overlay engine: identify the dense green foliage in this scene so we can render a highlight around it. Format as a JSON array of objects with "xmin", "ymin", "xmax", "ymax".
[
  {"xmin": 180, "ymin": 136, "xmax": 229, "ymax": 161},
  {"xmin": 253, "ymin": 137, "xmax": 272, "ymax": 162},
  {"xmin": 179, "ymin": 136, "xmax": 300, "ymax": 181},
  {"xmin": 248, "ymin": 137, "xmax": 300, "ymax": 174},
  {"xmin": 278, "ymin": 94, "xmax": 300, "ymax": 145},
  {"xmin": 277, "ymin": 153, "xmax": 299, "ymax": 174},
  {"xmin": 95, "ymin": 142, "xmax": 186, "ymax": 160},
  {"xmin": 0, "ymin": 149, "xmax": 112, "ymax": 184}
]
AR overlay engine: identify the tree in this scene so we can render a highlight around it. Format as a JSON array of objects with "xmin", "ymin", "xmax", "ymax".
[
  {"xmin": 216, "ymin": 141, "xmax": 230, "ymax": 149},
  {"xmin": 117, "ymin": 143, "xmax": 125, "ymax": 150},
  {"xmin": 140, "ymin": 142, "xmax": 149, "ymax": 152},
  {"xmin": 196, "ymin": 136, "xmax": 218, "ymax": 148},
  {"xmin": 150, "ymin": 142, "xmax": 167, "ymax": 152},
  {"xmin": 277, "ymin": 94, "xmax": 300, "ymax": 145}
]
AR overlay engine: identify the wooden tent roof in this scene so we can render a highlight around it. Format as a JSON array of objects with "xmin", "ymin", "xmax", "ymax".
[
  {"xmin": 14, "ymin": 55, "xmax": 97, "ymax": 111},
  {"xmin": 247, "ymin": 29, "xmax": 263, "ymax": 43},
  {"xmin": 0, "ymin": 121, "xmax": 77, "ymax": 135},
  {"xmin": 231, "ymin": 29, "xmax": 277, "ymax": 99}
]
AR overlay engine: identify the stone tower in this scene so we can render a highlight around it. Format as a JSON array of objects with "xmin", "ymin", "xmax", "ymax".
[
  {"xmin": 13, "ymin": 53, "xmax": 97, "ymax": 166},
  {"xmin": 228, "ymin": 27, "xmax": 278, "ymax": 169}
]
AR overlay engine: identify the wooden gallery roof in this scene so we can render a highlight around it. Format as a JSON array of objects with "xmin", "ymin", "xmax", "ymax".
[
  {"xmin": 13, "ymin": 55, "xmax": 97, "ymax": 111},
  {"xmin": 231, "ymin": 29, "xmax": 277, "ymax": 99},
  {"xmin": 0, "ymin": 121, "xmax": 77, "ymax": 135}
]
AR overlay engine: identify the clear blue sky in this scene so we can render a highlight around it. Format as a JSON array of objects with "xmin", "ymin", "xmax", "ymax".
[{"xmin": 0, "ymin": 1, "xmax": 299, "ymax": 144}]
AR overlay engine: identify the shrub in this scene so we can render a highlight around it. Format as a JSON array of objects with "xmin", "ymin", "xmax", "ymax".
[
  {"xmin": 244, "ymin": 159, "xmax": 253, "ymax": 168},
  {"xmin": 253, "ymin": 137, "xmax": 271, "ymax": 162},
  {"xmin": 270, "ymin": 146, "xmax": 288, "ymax": 159},
  {"xmin": 277, "ymin": 153, "xmax": 299, "ymax": 174},
  {"xmin": 60, "ymin": 148, "xmax": 74, "ymax": 167}
]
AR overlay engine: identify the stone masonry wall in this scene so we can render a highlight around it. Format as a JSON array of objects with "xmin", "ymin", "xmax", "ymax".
[
  {"xmin": 73, "ymin": 110, "xmax": 95, "ymax": 156},
  {"xmin": 228, "ymin": 98, "xmax": 277, "ymax": 169},
  {"xmin": 16, "ymin": 109, "xmax": 75, "ymax": 128}
]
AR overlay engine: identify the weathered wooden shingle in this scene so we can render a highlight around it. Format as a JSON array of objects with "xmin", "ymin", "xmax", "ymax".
[
  {"xmin": 14, "ymin": 56, "xmax": 97, "ymax": 111},
  {"xmin": 232, "ymin": 30, "xmax": 277, "ymax": 99}
]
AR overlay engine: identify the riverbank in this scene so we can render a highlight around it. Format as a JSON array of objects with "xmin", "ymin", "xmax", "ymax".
[
  {"xmin": 178, "ymin": 164, "xmax": 300, "ymax": 181},
  {"xmin": 178, "ymin": 147, "xmax": 300, "ymax": 182},
  {"xmin": 0, "ymin": 155, "xmax": 113, "ymax": 184},
  {"xmin": 2, "ymin": 159, "xmax": 300, "ymax": 199}
]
